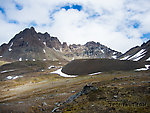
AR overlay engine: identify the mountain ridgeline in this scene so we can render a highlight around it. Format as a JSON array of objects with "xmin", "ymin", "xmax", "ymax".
[
  {"xmin": 118, "ymin": 40, "xmax": 150, "ymax": 61},
  {"xmin": 0, "ymin": 27, "xmax": 122, "ymax": 61},
  {"xmin": 0, "ymin": 27, "xmax": 149, "ymax": 62}
]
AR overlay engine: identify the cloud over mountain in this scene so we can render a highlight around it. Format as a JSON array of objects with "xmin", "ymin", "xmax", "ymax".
[{"xmin": 0, "ymin": 0, "xmax": 150, "ymax": 52}]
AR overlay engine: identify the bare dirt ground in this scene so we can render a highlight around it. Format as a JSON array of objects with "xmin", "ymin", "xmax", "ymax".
[{"xmin": 0, "ymin": 61, "xmax": 150, "ymax": 113}]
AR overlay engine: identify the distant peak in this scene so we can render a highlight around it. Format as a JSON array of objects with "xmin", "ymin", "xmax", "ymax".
[
  {"xmin": 44, "ymin": 32, "xmax": 50, "ymax": 37},
  {"xmin": 85, "ymin": 41, "xmax": 99, "ymax": 46},
  {"xmin": 30, "ymin": 26, "xmax": 35, "ymax": 31}
]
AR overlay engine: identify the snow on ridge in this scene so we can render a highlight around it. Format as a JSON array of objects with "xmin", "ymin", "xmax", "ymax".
[
  {"xmin": 133, "ymin": 55, "xmax": 145, "ymax": 61},
  {"xmin": 51, "ymin": 68, "xmax": 77, "ymax": 77},
  {"xmin": 0, "ymin": 56, "xmax": 3, "ymax": 57},
  {"xmin": 113, "ymin": 52, "xmax": 117, "ymax": 55},
  {"xmin": 146, "ymin": 57, "xmax": 150, "ymax": 61},
  {"xmin": 101, "ymin": 50, "xmax": 104, "ymax": 53},
  {"xmin": 129, "ymin": 49, "xmax": 146, "ymax": 60},
  {"xmin": 10, "ymin": 42, "xmax": 13, "ymax": 47},
  {"xmin": 8, "ymin": 42, "xmax": 13, "ymax": 52}
]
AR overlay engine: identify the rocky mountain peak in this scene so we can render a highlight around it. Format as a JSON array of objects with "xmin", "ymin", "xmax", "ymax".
[
  {"xmin": 62, "ymin": 42, "xmax": 68, "ymax": 48},
  {"xmin": 85, "ymin": 41, "xmax": 100, "ymax": 47},
  {"xmin": 0, "ymin": 27, "xmax": 123, "ymax": 61}
]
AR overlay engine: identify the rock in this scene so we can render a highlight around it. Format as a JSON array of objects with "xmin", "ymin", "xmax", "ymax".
[
  {"xmin": 81, "ymin": 85, "xmax": 98, "ymax": 95},
  {"xmin": 64, "ymin": 85, "xmax": 97, "ymax": 104},
  {"xmin": 0, "ymin": 27, "xmax": 67, "ymax": 61},
  {"xmin": 42, "ymin": 102, "xmax": 47, "ymax": 106}
]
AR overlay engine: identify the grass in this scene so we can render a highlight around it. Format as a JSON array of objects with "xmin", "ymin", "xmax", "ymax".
[
  {"xmin": 0, "ymin": 61, "xmax": 10, "ymax": 66},
  {"xmin": 60, "ymin": 71, "xmax": 150, "ymax": 113},
  {"xmin": 0, "ymin": 60, "xmax": 149, "ymax": 113}
]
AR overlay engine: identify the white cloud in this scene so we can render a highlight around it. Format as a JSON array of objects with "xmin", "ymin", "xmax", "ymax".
[{"xmin": 0, "ymin": 0, "xmax": 150, "ymax": 52}]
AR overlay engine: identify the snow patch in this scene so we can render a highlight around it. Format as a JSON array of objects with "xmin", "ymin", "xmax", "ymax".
[
  {"xmin": 19, "ymin": 58, "xmax": 22, "ymax": 61},
  {"xmin": 120, "ymin": 55, "xmax": 130, "ymax": 60},
  {"xmin": 8, "ymin": 48, "xmax": 12, "ymax": 51},
  {"xmin": 33, "ymin": 59, "xmax": 35, "ymax": 61},
  {"xmin": 133, "ymin": 55, "xmax": 145, "ymax": 61},
  {"xmin": 7, "ymin": 75, "xmax": 23, "ymax": 80},
  {"xmin": 43, "ymin": 49, "xmax": 46, "ymax": 53},
  {"xmin": 88, "ymin": 72, "xmax": 102, "ymax": 75},
  {"xmin": 8, "ymin": 42, "xmax": 13, "ymax": 52},
  {"xmin": 0, "ymin": 56, "xmax": 3, "ymax": 57},
  {"xmin": 1, "ymin": 69, "xmax": 15, "ymax": 73},
  {"xmin": 48, "ymin": 65, "xmax": 55, "ymax": 69},
  {"xmin": 129, "ymin": 49, "xmax": 146, "ymax": 61},
  {"xmin": 112, "ymin": 55, "xmax": 117, "ymax": 59},
  {"xmin": 101, "ymin": 50, "xmax": 104, "ymax": 53},
  {"xmin": 10, "ymin": 42, "xmax": 13, "ymax": 47},
  {"xmin": 43, "ymin": 42, "xmax": 46, "ymax": 46},
  {"xmin": 53, "ymin": 47, "xmax": 59, "ymax": 51},
  {"xmin": 113, "ymin": 52, "xmax": 117, "ymax": 55},
  {"xmin": 51, "ymin": 68, "xmax": 77, "ymax": 77},
  {"xmin": 72, "ymin": 57, "xmax": 75, "ymax": 60},
  {"xmin": 135, "ymin": 65, "xmax": 150, "ymax": 71},
  {"xmin": 60, "ymin": 48, "xmax": 62, "ymax": 52},
  {"xmin": 146, "ymin": 57, "xmax": 150, "ymax": 61},
  {"xmin": 25, "ymin": 59, "xmax": 28, "ymax": 61},
  {"xmin": 43, "ymin": 59, "xmax": 46, "ymax": 61}
]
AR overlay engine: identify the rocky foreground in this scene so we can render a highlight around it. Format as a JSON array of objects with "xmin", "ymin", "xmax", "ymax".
[{"xmin": 0, "ymin": 60, "xmax": 149, "ymax": 113}]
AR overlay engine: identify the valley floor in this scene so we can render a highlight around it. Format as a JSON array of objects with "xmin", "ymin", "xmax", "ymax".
[{"xmin": 0, "ymin": 62, "xmax": 150, "ymax": 113}]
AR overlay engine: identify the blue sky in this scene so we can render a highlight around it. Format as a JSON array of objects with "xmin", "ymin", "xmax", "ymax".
[{"xmin": 0, "ymin": 0, "xmax": 150, "ymax": 52}]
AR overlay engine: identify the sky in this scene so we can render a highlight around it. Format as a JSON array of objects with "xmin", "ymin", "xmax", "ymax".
[{"xmin": 0, "ymin": 0, "xmax": 150, "ymax": 52}]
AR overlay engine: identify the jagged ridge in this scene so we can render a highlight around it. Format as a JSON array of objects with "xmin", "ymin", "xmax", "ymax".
[{"xmin": 0, "ymin": 27, "xmax": 122, "ymax": 61}]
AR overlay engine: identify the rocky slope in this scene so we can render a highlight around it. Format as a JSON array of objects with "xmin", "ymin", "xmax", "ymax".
[
  {"xmin": 62, "ymin": 41, "xmax": 122, "ymax": 60},
  {"xmin": 0, "ymin": 27, "xmax": 122, "ymax": 61},
  {"xmin": 0, "ymin": 27, "xmax": 67, "ymax": 61},
  {"xmin": 119, "ymin": 40, "xmax": 150, "ymax": 61}
]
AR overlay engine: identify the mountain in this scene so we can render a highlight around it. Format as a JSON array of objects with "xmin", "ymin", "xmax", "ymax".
[
  {"xmin": 62, "ymin": 41, "xmax": 122, "ymax": 60},
  {"xmin": 0, "ymin": 27, "xmax": 67, "ymax": 61},
  {"xmin": 118, "ymin": 40, "xmax": 150, "ymax": 61},
  {"xmin": 0, "ymin": 27, "xmax": 122, "ymax": 61}
]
